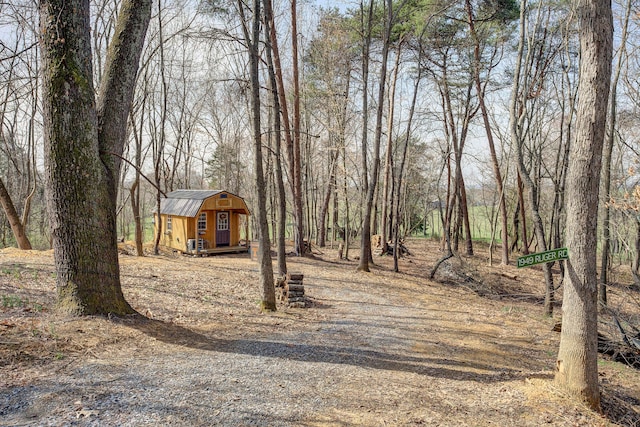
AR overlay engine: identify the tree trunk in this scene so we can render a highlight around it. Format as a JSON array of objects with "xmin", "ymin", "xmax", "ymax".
[
  {"xmin": 459, "ymin": 173, "xmax": 472, "ymax": 256},
  {"xmin": 356, "ymin": 0, "xmax": 374, "ymax": 270},
  {"xmin": 392, "ymin": 57, "xmax": 421, "ymax": 272},
  {"xmin": 290, "ymin": 0, "xmax": 305, "ymax": 256},
  {"xmin": 129, "ymin": 181, "xmax": 144, "ymax": 256},
  {"xmin": 0, "ymin": 178, "xmax": 32, "ymax": 249},
  {"xmin": 509, "ymin": 0, "xmax": 554, "ymax": 316},
  {"xmin": 633, "ymin": 218, "xmax": 640, "ymax": 284},
  {"xmin": 330, "ymin": 75, "xmax": 350, "ymax": 250},
  {"xmin": 332, "ymin": 171, "xmax": 339, "ymax": 245},
  {"xmin": 381, "ymin": 44, "xmax": 402, "ymax": 256},
  {"xmin": 97, "ymin": 0, "xmax": 151, "ymax": 250},
  {"xmin": 40, "ymin": 0, "xmax": 149, "ymax": 315},
  {"xmin": 342, "ymin": 141, "xmax": 350, "ymax": 260},
  {"xmin": 599, "ymin": 0, "xmax": 631, "ymax": 307},
  {"xmin": 317, "ymin": 149, "xmax": 338, "ymax": 248},
  {"xmin": 437, "ymin": 57, "xmax": 474, "ymax": 258},
  {"xmin": 358, "ymin": 0, "xmax": 390, "ymax": 271},
  {"xmin": 153, "ymin": 0, "xmax": 168, "ymax": 257},
  {"xmin": 41, "ymin": 0, "xmax": 117, "ymax": 313},
  {"xmin": 264, "ymin": 0, "xmax": 297, "ymax": 258},
  {"xmin": 464, "ymin": 0, "xmax": 507, "ymax": 264},
  {"xmin": 554, "ymin": 59, "xmax": 577, "ymax": 284},
  {"xmin": 130, "ymin": 91, "xmax": 147, "ymax": 257},
  {"xmin": 0, "ymin": 74, "xmax": 33, "ymax": 250},
  {"xmin": 263, "ymin": 2, "xmax": 287, "ymax": 276},
  {"xmin": 510, "ymin": 173, "xmax": 523, "ymax": 254},
  {"xmin": 0, "ymin": 43, "xmax": 34, "ymax": 250},
  {"xmin": 516, "ymin": 173, "xmax": 529, "ymax": 255},
  {"xmin": 240, "ymin": 0, "xmax": 276, "ymax": 311},
  {"xmin": 555, "ymin": 0, "xmax": 612, "ymax": 410},
  {"xmin": 442, "ymin": 174, "xmax": 452, "ymax": 253}
]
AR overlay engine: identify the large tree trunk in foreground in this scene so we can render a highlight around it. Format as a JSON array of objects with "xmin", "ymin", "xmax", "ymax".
[
  {"xmin": 40, "ymin": 0, "xmax": 150, "ymax": 315},
  {"xmin": 41, "ymin": 0, "xmax": 127, "ymax": 314},
  {"xmin": 555, "ymin": 0, "xmax": 612, "ymax": 410}
]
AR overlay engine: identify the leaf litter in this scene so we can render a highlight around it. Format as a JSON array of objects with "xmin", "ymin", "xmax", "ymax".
[{"xmin": 0, "ymin": 240, "xmax": 638, "ymax": 426}]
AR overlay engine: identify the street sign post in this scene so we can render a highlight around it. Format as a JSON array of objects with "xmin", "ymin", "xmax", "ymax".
[{"xmin": 517, "ymin": 247, "xmax": 569, "ymax": 268}]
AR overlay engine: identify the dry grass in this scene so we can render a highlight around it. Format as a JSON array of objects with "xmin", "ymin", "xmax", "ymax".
[{"xmin": 0, "ymin": 239, "xmax": 639, "ymax": 426}]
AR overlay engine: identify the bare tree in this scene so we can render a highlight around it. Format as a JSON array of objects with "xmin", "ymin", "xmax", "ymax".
[
  {"xmin": 305, "ymin": 9, "xmax": 354, "ymax": 249},
  {"xmin": 392, "ymin": 55, "xmax": 423, "ymax": 272},
  {"xmin": 237, "ymin": 0, "xmax": 276, "ymax": 310},
  {"xmin": 263, "ymin": 0, "xmax": 287, "ymax": 276},
  {"xmin": 509, "ymin": 0, "xmax": 568, "ymax": 316},
  {"xmin": 356, "ymin": 0, "xmax": 374, "ymax": 267},
  {"xmin": 0, "ymin": 85, "xmax": 31, "ymax": 249},
  {"xmin": 358, "ymin": 0, "xmax": 393, "ymax": 272},
  {"xmin": 152, "ymin": 0, "xmax": 168, "ymax": 256},
  {"xmin": 380, "ymin": 41, "xmax": 402, "ymax": 256},
  {"xmin": 599, "ymin": 0, "xmax": 632, "ymax": 306},
  {"xmin": 0, "ymin": 1, "xmax": 38, "ymax": 249},
  {"xmin": 290, "ymin": 0, "xmax": 305, "ymax": 256},
  {"xmin": 463, "ymin": 0, "xmax": 514, "ymax": 264}
]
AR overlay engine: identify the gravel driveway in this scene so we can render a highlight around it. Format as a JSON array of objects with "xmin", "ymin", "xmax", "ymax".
[{"xmin": 0, "ymin": 248, "xmax": 612, "ymax": 426}]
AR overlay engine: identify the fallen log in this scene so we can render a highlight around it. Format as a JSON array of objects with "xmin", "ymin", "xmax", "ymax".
[
  {"xmin": 598, "ymin": 333, "xmax": 640, "ymax": 369},
  {"xmin": 429, "ymin": 252, "xmax": 454, "ymax": 279}
]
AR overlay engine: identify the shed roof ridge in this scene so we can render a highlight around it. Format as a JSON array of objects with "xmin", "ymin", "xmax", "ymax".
[
  {"xmin": 166, "ymin": 189, "xmax": 222, "ymax": 200},
  {"xmin": 159, "ymin": 189, "xmax": 249, "ymax": 217}
]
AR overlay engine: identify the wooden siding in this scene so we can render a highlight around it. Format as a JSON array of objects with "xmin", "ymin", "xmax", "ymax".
[
  {"xmin": 155, "ymin": 190, "xmax": 250, "ymax": 255},
  {"xmin": 200, "ymin": 192, "xmax": 249, "ymax": 212},
  {"xmin": 158, "ymin": 215, "xmax": 190, "ymax": 252},
  {"xmin": 198, "ymin": 211, "xmax": 213, "ymax": 249}
]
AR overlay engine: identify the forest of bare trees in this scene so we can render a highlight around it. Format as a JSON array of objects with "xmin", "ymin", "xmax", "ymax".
[{"xmin": 0, "ymin": 0, "xmax": 633, "ymax": 409}]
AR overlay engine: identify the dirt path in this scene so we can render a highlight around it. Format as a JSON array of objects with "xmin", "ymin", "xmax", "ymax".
[{"xmin": 0, "ymin": 242, "xmax": 631, "ymax": 426}]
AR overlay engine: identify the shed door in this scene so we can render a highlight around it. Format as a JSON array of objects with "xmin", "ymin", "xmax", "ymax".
[{"xmin": 216, "ymin": 211, "xmax": 230, "ymax": 247}]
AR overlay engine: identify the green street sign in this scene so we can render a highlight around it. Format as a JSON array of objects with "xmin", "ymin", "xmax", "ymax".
[{"xmin": 517, "ymin": 247, "xmax": 569, "ymax": 268}]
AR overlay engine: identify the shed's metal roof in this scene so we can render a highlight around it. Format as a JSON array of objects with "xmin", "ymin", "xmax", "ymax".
[
  {"xmin": 166, "ymin": 189, "xmax": 222, "ymax": 200},
  {"xmin": 160, "ymin": 190, "xmax": 222, "ymax": 217}
]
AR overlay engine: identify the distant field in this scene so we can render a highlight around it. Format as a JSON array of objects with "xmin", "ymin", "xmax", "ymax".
[
  {"xmin": 120, "ymin": 217, "xmax": 155, "ymax": 243},
  {"xmin": 415, "ymin": 206, "xmax": 502, "ymax": 244}
]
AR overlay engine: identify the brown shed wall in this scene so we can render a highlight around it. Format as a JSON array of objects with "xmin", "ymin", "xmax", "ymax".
[{"xmin": 156, "ymin": 191, "xmax": 249, "ymax": 253}]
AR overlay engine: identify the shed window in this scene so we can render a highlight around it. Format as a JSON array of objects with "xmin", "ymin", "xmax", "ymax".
[
  {"xmin": 198, "ymin": 213, "xmax": 207, "ymax": 231},
  {"xmin": 166, "ymin": 215, "xmax": 172, "ymax": 232}
]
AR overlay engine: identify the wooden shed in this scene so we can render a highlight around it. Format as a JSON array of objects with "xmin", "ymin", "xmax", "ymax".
[{"xmin": 155, "ymin": 189, "xmax": 250, "ymax": 255}]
